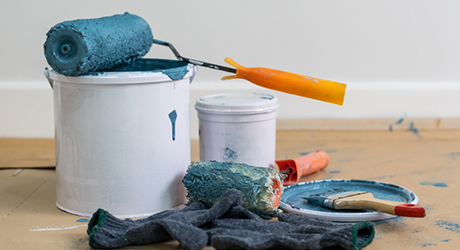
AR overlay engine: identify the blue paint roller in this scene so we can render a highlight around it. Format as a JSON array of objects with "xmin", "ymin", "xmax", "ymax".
[
  {"xmin": 182, "ymin": 161, "xmax": 286, "ymax": 219},
  {"xmin": 44, "ymin": 12, "xmax": 153, "ymax": 76}
]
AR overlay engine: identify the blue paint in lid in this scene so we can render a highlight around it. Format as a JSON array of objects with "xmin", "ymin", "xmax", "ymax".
[{"xmin": 280, "ymin": 179, "xmax": 419, "ymax": 222}]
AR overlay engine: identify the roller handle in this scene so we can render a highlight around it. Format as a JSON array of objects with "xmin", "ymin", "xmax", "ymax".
[
  {"xmin": 222, "ymin": 58, "xmax": 347, "ymax": 105},
  {"xmin": 276, "ymin": 150, "xmax": 329, "ymax": 186},
  {"xmin": 153, "ymin": 41, "xmax": 346, "ymax": 105}
]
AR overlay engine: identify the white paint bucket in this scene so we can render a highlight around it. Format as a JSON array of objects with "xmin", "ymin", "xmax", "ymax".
[
  {"xmin": 195, "ymin": 93, "xmax": 279, "ymax": 168},
  {"xmin": 45, "ymin": 59, "xmax": 197, "ymax": 218}
]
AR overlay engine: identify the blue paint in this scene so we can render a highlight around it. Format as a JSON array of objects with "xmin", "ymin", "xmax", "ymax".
[
  {"xmin": 435, "ymin": 220, "xmax": 460, "ymax": 233},
  {"xmin": 409, "ymin": 122, "xmax": 423, "ymax": 138},
  {"xmin": 222, "ymin": 147, "xmax": 239, "ymax": 161},
  {"xmin": 444, "ymin": 152, "xmax": 460, "ymax": 158},
  {"xmin": 299, "ymin": 152, "xmax": 311, "ymax": 156},
  {"xmin": 330, "ymin": 170, "xmax": 341, "ymax": 174},
  {"xmin": 44, "ymin": 13, "xmax": 153, "ymax": 76},
  {"xmin": 259, "ymin": 96, "xmax": 274, "ymax": 100},
  {"xmin": 420, "ymin": 181, "xmax": 448, "ymax": 187},
  {"xmin": 389, "ymin": 117, "xmax": 404, "ymax": 131},
  {"xmin": 395, "ymin": 117, "xmax": 405, "ymax": 124},
  {"xmin": 77, "ymin": 218, "xmax": 90, "ymax": 223},
  {"xmin": 107, "ymin": 59, "xmax": 189, "ymax": 80},
  {"xmin": 168, "ymin": 110, "xmax": 177, "ymax": 141}
]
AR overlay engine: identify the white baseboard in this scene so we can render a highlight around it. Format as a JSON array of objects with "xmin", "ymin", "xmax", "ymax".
[{"xmin": 1, "ymin": 80, "xmax": 460, "ymax": 139}]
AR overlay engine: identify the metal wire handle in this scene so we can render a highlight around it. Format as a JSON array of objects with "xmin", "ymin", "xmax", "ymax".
[{"xmin": 153, "ymin": 39, "xmax": 237, "ymax": 74}]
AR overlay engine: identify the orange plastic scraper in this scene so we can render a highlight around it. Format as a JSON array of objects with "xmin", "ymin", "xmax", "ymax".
[
  {"xmin": 276, "ymin": 150, "xmax": 330, "ymax": 186},
  {"xmin": 222, "ymin": 58, "xmax": 347, "ymax": 106}
]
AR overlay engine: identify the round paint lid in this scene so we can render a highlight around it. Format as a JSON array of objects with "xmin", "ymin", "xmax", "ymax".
[
  {"xmin": 280, "ymin": 179, "xmax": 420, "ymax": 222},
  {"xmin": 195, "ymin": 92, "xmax": 279, "ymax": 114}
]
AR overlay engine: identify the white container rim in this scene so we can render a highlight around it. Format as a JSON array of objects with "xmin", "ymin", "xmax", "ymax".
[
  {"xmin": 195, "ymin": 92, "xmax": 279, "ymax": 115},
  {"xmin": 46, "ymin": 59, "xmax": 197, "ymax": 85}
]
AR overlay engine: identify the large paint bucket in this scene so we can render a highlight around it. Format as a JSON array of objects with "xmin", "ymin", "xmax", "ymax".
[{"xmin": 45, "ymin": 59, "xmax": 197, "ymax": 218}]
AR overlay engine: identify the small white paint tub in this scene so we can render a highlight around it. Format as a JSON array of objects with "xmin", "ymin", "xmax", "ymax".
[
  {"xmin": 45, "ymin": 59, "xmax": 197, "ymax": 218},
  {"xmin": 195, "ymin": 92, "xmax": 279, "ymax": 168}
]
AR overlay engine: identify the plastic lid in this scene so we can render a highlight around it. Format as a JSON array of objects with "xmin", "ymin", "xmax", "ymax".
[{"xmin": 195, "ymin": 92, "xmax": 279, "ymax": 114}]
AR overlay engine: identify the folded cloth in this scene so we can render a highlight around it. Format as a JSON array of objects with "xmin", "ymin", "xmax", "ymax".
[{"xmin": 87, "ymin": 189, "xmax": 374, "ymax": 250}]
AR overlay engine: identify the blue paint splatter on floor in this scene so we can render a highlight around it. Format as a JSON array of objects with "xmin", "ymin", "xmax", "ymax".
[
  {"xmin": 77, "ymin": 218, "xmax": 90, "ymax": 223},
  {"xmin": 420, "ymin": 181, "xmax": 448, "ymax": 187},
  {"xmin": 444, "ymin": 152, "xmax": 460, "ymax": 158},
  {"xmin": 435, "ymin": 220, "xmax": 460, "ymax": 233},
  {"xmin": 389, "ymin": 117, "xmax": 404, "ymax": 131},
  {"xmin": 408, "ymin": 122, "xmax": 423, "ymax": 138},
  {"xmin": 330, "ymin": 170, "xmax": 341, "ymax": 174},
  {"xmin": 299, "ymin": 152, "xmax": 311, "ymax": 156},
  {"xmin": 168, "ymin": 110, "xmax": 177, "ymax": 141}
]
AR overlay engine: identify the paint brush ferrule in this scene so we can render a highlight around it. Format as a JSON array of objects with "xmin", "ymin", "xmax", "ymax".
[{"xmin": 325, "ymin": 191, "xmax": 366, "ymax": 208}]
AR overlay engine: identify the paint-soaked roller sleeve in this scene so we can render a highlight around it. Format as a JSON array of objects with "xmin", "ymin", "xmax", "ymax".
[
  {"xmin": 44, "ymin": 12, "xmax": 153, "ymax": 76},
  {"xmin": 182, "ymin": 161, "xmax": 286, "ymax": 219}
]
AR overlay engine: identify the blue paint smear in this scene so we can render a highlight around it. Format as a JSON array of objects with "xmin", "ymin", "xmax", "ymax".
[
  {"xmin": 330, "ymin": 170, "xmax": 341, "ymax": 174},
  {"xmin": 222, "ymin": 147, "xmax": 239, "ymax": 161},
  {"xmin": 389, "ymin": 117, "xmax": 404, "ymax": 131},
  {"xmin": 77, "ymin": 218, "xmax": 90, "ymax": 223},
  {"xmin": 299, "ymin": 152, "xmax": 311, "ymax": 156},
  {"xmin": 409, "ymin": 122, "xmax": 423, "ymax": 138},
  {"xmin": 107, "ymin": 59, "xmax": 189, "ymax": 80},
  {"xmin": 435, "ymin": 220, "xmax": 460, "ymax": 233},
  {"xmin": 168, "ymin": 110, "xmax": 177, "ymax": 141},
  {"xmin": 260, "ymin": 96, "xmax": 274, "ymax": 100},
  {"xmin": 444, "ymin": 152, "xmax": 460, "ymax": 158},
  {"xmin": 420, "ymin": 181, "xmax": 448, "ymax": 187}
]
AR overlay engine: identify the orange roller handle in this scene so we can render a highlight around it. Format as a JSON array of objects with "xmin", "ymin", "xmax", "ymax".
[
  {"xmin": 276, "ymin": 150, "xmax": 330, "ymax": 186},
  {"xmin": 222, "ymin": 58, "xmax": 346, "ymax": 105}
]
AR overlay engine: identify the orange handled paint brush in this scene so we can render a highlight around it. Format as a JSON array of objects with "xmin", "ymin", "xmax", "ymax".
[
  {"xmin": 276, "ymin": 150, "xmax": 330, "ymax": 186},
  {"xmin": 153, "ymin": 39, "xmax": 346, "ymax": 105},
  {"xmin": 304, "ymin": 189, "xmax": 426, "ymax": 218}
]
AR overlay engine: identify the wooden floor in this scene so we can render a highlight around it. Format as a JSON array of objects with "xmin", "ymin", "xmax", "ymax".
[{"xmin": 1, "ymin": 129, "xmax": 459, "ymax": 249}]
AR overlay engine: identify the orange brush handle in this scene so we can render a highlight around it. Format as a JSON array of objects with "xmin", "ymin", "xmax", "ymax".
[
  {"xmin": 276, "ymin": 150, "xmax": 330, "ymax": 185},
  {"xmin": 222, "ymin": 58, "xmax": 347, "ymax": 105}
]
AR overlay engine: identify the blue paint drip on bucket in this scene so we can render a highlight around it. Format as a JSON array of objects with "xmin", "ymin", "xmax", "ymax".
[{"xmin": 168, "ymin": 110, "xmax": 177, "ymax": 141}]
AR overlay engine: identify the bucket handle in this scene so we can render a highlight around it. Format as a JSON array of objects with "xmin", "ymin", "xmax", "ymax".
[{"xmin": 44, "ymin": 67, "xmax": 53, "ymax": 89}]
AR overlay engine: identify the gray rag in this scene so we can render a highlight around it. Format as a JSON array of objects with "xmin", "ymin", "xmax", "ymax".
[{"xmin": 87, "ymin": 189, "xmax": 374, "ymax": 250}]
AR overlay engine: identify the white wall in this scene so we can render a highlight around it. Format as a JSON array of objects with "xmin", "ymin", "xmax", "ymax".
[{"xmin": 1, "ymin": 0, "xmax": 460, "ymax": 138}]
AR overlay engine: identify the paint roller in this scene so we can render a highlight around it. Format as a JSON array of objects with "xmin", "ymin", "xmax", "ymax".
[
  {"xmin": 44, "ymin": 13, "xmax": 346, "ymax": 105},
  {"xmin": 44, "ymin": 13, "xmax": 153, "ymax": 76},
  {"xmin": 182, "ymin": 161, "xmax": 286, "ymax": 219},
  {"xmin": 182, "ymin": 151, "xmax": 329, "ymax": 218}
]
